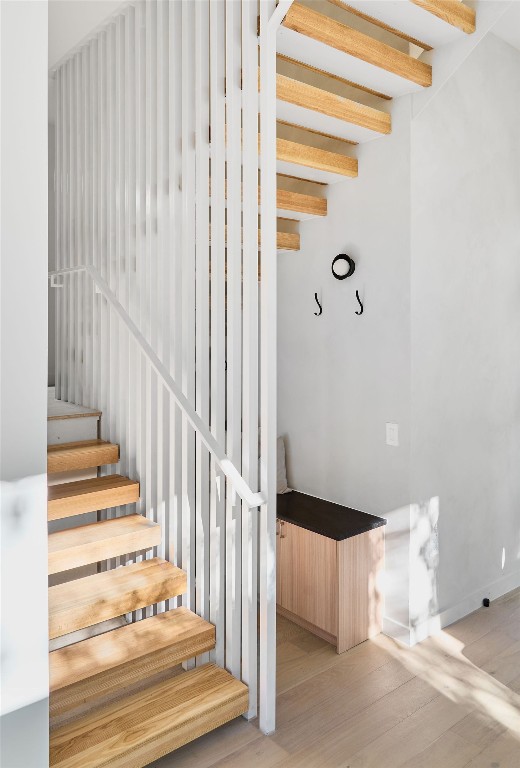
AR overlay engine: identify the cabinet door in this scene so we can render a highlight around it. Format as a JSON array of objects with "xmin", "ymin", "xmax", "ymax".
[{"xmin": 277, "ymin": 520, "xmax": 337, "ymax": 637}]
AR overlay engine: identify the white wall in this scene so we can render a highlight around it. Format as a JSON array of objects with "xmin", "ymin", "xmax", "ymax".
[
  {"xmin": 278, "ymin": 25, "xmax": 520, "ymax": 643},
  {"xmin": 48, "ymin": 0, "xmax": 125, "ymax": 69},
  {"xmin": 0, "ymin": 1, "xmax": 49, "ymax": 764},
  {"xmin": 410, "ymin": 30, "xmax": 520, "ymax": 626},
  {"xmin": 278, "ymin": 96, "xmax": 412, "ymax": 517}
]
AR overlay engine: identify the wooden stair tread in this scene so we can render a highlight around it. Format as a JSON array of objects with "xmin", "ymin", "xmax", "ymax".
[
  {"xmin": 411, "ymin": 0, "xmax": 476, "ymax": 36},
  {"xmin": 277, "ymin": 71, "xmax": 391, "ymax": 143},
  {"xmin": 278, "ymin": 3, "xmax": 432, "ymax": 98},
  {"xmin": 50, "ymin": 663, "xmax": 248, "ymax": 768},
  {"xmin": 48, "ymin": 475, "xmax": 140, "ymax": 521},
  {"xmin": 48, "ymin": 514, "xmax": 160, "ymax": 575},
  {"xmin": 48, "ymin": 440, "xmax": 119, "ymax": 474},
  {"xmin": 338, "ymin": 0, "xmax": 475, "ymax": 49},
  {"xmin": 277, "ymin": 136, "xmax": 358, "ymax": 183},
  {"xmin": 49, "ymin": 558, "xmax": 186, "ymax": 640},
  {"xmin": 277, "ymin": 186, "xmax": 327, "ymax": 219},
  {"xmin": 50, "ymin": 608, "xmax": 216, "ymax": 719}
]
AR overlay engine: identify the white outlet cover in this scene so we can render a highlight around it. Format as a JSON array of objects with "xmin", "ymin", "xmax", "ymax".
[{"xmin": 386, "ymin": 423, "xmax": 399, "ymax": 447}]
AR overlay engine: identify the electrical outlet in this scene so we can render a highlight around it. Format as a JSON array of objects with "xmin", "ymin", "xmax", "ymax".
[{"xmin": 386, "ymin": 423, "xmax": 399, "ymax": 447}]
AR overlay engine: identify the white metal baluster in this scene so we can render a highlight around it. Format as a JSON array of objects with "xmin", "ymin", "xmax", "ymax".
[
  {"xmin": 195, "ymin": 0, "xmax": 211, "ymax": 662},
  {"xmin": 259, "ymin": 0, "xmax": 282, "ymax": 736},
  {"xmin": 155, "ymin": 0, "xmax": 168, "ymax": 610},
  {"xmin": 125, "ymin": 6, "xmax": 138, "ymax": 557},
  {"xmin": 67, "ymin": 58, "xmax": 76, "ymax": 403},
  {"xmin": 181, "ymin": 0, "xmax": 197, "ymax": 627},
  {"xmin": 209, "ymin": 0, "xmax": 226, "ymax": 668},
  {"xmin": 83, "ymin": 44, "xmax": 92, "ymax": 412},
  {"xmin": 90, "ymin": 39, "xmax": 99, "ymax": 411},
  {"xmin": 225, "ymin": 0, "xmax": 243, "ymax": 680},
  {"xmin": 75, "ymin": 50, "xmax": 84, "ymax": 407},
  {"xmin": 241, "ymin": 0, "xmax": 260, "ymax": 719},
  {"xmin": 100, "ymin": 29, "xmax": 110, "ymax": 518},
  {"xmin": 144, "ymin": 1, "xmax": 157, "ymax": 619},
  {"xmin": 169, "ymin": 0, "xmax": 183, "ymax": 608},
  {"xmin": 54, "ymin": 68, "xmax": 62, "ymax": 398},
  {"xmin": 114, "ymin": 13, "xmax": 126, "ymax": 568}
]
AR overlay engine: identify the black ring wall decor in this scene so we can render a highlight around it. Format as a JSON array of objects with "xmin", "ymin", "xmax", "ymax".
[{"xmin": 331, "ymin": 254, "xmax": 355, "ymax": 280}]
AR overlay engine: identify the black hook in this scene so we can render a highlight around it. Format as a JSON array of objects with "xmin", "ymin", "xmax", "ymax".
[
  {"xmin": 314, "ymin": 293, "xmax": 323, "ymax": 316},
  {"xmin": 355, "ymin": 290, "xmax": 363, "ymax": 316}
]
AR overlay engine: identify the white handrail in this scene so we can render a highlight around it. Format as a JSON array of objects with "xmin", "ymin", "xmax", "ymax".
[{"xmin": 49, "ymin": 264, "xmax": 265, "ymax": 510}]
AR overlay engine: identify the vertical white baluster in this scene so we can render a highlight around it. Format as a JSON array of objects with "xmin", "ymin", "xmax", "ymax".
[
  {"xmin": 83, "ymin": 44, "xmax": 92, "ymax": 411},
  {"xmin": 241, "ymin": 0, "xmax": 259, "ymax": 719},
  {"xmin": 90, "ymin": 39, "xmax": 99, "ymax": 412},
  {"xmin": 182, "ymin": 0, "xmax": 196, "ymax": 626},
  {"xmin": 195, "ymin": 0, "xmax": 211, "ymax": 662},
  {"xmin": 55, "ymin": 68, "xmax": 63, "ymax": 399},
  {"xmin": 169, "ymin": 0, "xmax": 183, "ymax": 608},
  {"xmin": 67, "ymin": 58, "xmax": 75, "ymax": 402},
  {"xmin": 209, "ymin": 0, "xmax": 226, "ymax": 668},
  {"xmin": 125, "ymin": 6, "xmax": 138, "ymax": 556},
  {"xmin": 156, "ymin": 0, "xmax": 168, "ymax": 610},
  {"xmin": 75, "ymin": 49, "xmax": 84, "ymax": 407},
  {"xmin": 259, "ymin": 0, "xmax": 278, "ymax": 735},
  {"xmin": 225, "ymin": 0, "xmax": 243, "ymax": 680}
]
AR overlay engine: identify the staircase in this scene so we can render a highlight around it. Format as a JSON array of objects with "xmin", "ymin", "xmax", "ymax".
[
  {"xmin": 46, "ymin": 1, "xmax": 477, "ymax": 763},
  {"xmin": 47, "ymin": 398, "xmax": 248, "ymax": 768},
  {"xmin": 274, "ymin": 0, "xmax": 476, "ymax": 252}
]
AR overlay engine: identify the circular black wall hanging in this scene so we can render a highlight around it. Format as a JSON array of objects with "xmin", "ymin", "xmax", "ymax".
[{"xmin": 331, "ymin": 254, "xmax": 356, "ymax": 280}]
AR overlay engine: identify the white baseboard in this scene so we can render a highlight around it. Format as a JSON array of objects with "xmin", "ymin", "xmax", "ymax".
[{"xmin": 383, "ymin": 568, "xmax": 520, "ymax": 647}]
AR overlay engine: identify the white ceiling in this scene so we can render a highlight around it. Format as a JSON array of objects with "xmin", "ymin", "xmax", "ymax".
[
  {"xmin": 49, "ymin": 0, "xmax": 125, "ymax": 69},
  {"xmin": 492, "ymin": 2, "xmax": 520, "ymax": 53}
]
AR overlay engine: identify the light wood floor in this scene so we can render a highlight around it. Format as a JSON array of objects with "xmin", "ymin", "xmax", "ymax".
[{"xmin": 151, "ymin": 589, "xmax": 520, "ymax": 768}]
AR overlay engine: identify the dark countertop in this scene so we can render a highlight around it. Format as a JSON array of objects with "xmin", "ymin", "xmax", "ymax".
[{"xmin": 277, "ymin": 491, "xmax": 387, "ymax": 541}]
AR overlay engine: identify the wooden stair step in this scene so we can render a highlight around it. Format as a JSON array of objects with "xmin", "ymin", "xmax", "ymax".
[
  {"xmin": 278, "ymin": 3, "xmax": 432, "ymax": 98},
  {"xmin": 48, "ymin": 514, "xmax": 161, "ymax": 575},
  {"xmin": 277, "ymin": 136, "xmax": 357, "ymax": 184},
  {"xmin": 276, "ymin": 72, "xmax": 391, "ymax": 143},
  {"xmin": 50, "ymin": 607, "xmax": 215, "ymax": 718},
  {"xmin": 48, "ymin": 440, "xmax": 119, "ymax": 474},
  {"xmin": 345, "ymin": 0, "xmax": 475, "ymax": 48},
  {"xmin": 276, "ymin": 186, "xmax": 327, "ymax": 220},
  {"xmin": 49, "ymin": 557, "xmax": 186, "ymax": 640},
  {"xmin": 50, "ymin": 663, "xmax": 248, "ymax": 768},
  {"xmin": 48, "ymin": 475, "xmax": 140, "ymax": 521}
]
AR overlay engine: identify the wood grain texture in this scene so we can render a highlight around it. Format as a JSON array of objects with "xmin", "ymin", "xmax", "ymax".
[
  {"xmin": 277, "ymin": 117, "xmax": 359, "ymax": 146},
  {"xmin": 328, "ymin": 0, "xmax": 433, "ymax": 51},
  {"xmin": 277, "ymin": 72, "xmax": 391, "ymax": 135},
  {"xmin": 337, "ymin": 527, "xmax": 384, "ymax": 653},
  {"xmin": 49, "ymin": 664, "xmax": 249, "ymax": 768},
  {"xmin": 50, "ymin": 615, "xmax": 215, "ymax": 720},
  {"xmin": 48, "ymin": 514, "xmax": 161, "ymax": 575},
  {"xmin": 277, "ymin": 137, "xmax": 358, "ymax": 178},
  {"xmin": 276, "ymin": 231, "xmax": 301, "ymax": 252},
  {"xmin": 47, "ymin": 440, "xmax": 119, "ymax": 473},
  {"xmin": 48, "ymin": 475, "xmax": 140, "ymax": 521},
  {"xmin": 277, "ymin": 52, "xmax": 392, "ymax": 100},
  {"xmin": 283, "ymin": 3, "xmax": 432, "ymax": 88},
  {"xmin": 277, "ymin": 520, "xmax": 338, "ymax": 637},
  {"xmin": 277, "ymin": 187, "xmax": 327, "ymax": 217},
  {"xmin": 411, "ymin": 0, "xmax": 476, "ymax": 34},
  {"xmin": 50, "ymin": 607, "xmax": 215, "ymax": 694},
  {"xmin": 48, "ymin": 558, "xmax": 187, "ymax": 640}
]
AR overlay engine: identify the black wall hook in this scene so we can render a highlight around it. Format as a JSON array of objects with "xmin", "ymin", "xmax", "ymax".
[
  {"xmin": 314, "ymin": 293, "xmax": 323, "ymax": 316},
  {"xmin": 355, "ymin": 290, "xmax": 364, "ymax": 316}
]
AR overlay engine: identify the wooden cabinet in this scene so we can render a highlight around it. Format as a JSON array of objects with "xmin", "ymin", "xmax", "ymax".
[{"xmin": 276, "ymin": 519, "xmax": 384, "ymax": 653}]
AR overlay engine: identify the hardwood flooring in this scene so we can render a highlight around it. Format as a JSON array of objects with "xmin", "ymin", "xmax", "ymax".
[{"xmin": 150, "ymin": 589, "xmax": 520, "ymax": 768}]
